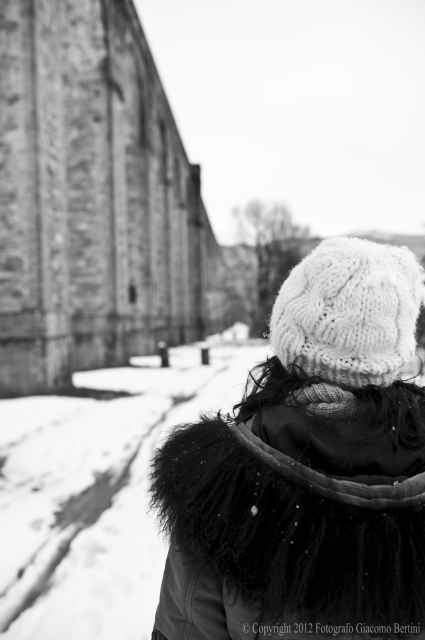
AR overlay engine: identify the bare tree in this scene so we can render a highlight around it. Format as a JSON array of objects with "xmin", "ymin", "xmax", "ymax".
[
  {"xmin": 218, "ymin": 244, "xmax": 257, "ymax": 329},
  {"xmin": 416, "ymin": 255, "xmax": 425, "ymax": 348},
  {"xmin": 231, "ymin": 201, "xmax": 309, "ymax": 337}
]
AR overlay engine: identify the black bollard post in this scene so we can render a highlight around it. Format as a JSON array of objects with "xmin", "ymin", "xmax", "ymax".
[
  {"xmin": 201, "ymin": 345, "xmax": 210, "ymax": 365},
  {"xmin": 158, "ymin": 341, "xmax": 169, "ymax": 368}
]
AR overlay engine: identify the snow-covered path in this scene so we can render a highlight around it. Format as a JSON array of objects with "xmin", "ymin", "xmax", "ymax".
[{"xmin": 1, "ymin": 343, "xmax": 270, "ymax": 639}]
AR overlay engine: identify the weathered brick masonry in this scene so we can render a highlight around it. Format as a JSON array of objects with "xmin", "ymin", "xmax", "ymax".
[{"xmin": 0, "ymin": 0, "xmax": 224, "ymax": 397}]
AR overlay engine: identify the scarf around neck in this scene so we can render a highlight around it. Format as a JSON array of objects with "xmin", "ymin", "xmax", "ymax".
[{"xmin": 286, "ymin": 382, "xmax": 361, "ymax": 418}]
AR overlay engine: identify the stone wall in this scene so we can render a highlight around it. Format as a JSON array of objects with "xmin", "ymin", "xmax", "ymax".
[
  {"xmin": 0, "ymin": 0, "xmax": 71, "ymax": 396},
  {"xmin": 0, "ymin": 0, "xmax": 225, "ymax": 396}
]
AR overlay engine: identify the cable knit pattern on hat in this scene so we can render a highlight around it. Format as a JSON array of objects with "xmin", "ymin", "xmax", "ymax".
[{"xmin": 269, "ymin": 237, "xmax": 424, "ymax": 387}]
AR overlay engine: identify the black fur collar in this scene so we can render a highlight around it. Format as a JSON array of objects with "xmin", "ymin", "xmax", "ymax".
[{"xmin": 149, "ymin": 416, "xmax": 425, "ymax": 627}]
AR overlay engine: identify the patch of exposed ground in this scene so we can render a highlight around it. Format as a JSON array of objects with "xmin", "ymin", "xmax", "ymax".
[
  {"xmin": 53, "ymin": 386, "xmax": 141, "ymax": 401},
  {"xmin": 53, "ymin": 469, "xmax": 130, "ymax": 530},
  {"xmin": 0, "ymin": 456, "xmax": 7, "ymax": 476}
]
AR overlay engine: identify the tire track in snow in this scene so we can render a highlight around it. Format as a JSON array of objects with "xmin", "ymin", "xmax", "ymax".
[{"xmin": 0, "ymin": 364, "xmax": 228, "ymax": 633}]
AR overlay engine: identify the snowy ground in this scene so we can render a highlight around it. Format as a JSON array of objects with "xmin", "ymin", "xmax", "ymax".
[{"xmin": 0, "ymin": 342, "xmax": 270, "ymax": 639}]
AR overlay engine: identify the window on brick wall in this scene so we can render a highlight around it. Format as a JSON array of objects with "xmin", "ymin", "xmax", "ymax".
[
  {"xmin": 128, "ymin": 283, "xmax": 137, "ymax": 304},
  {"xmin": 139, "ymin": 103, "xmax": 146, "ymax": 147},
  {"xmin": 174, "ymin": 155, "xmax": 181, "ymax": 202},
  {"xmin": 159, "ymin": 120, "xmax": 167, "ymax": 185}
]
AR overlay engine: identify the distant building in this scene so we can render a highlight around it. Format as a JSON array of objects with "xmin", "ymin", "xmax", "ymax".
[
  {"xmin": 300, "ymin": 233, "xmax": 425, "ymax": 262},
  {"xmin": 0, "ymin": 0, "xmax": 224, "ymax": 397},
  {"xmin": 349, "ymin": 231, "xmax": 425, "ymax": 262}
]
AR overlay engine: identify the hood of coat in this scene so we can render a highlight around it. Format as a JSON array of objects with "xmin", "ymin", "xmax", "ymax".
[
  {"xmin": 149, "ymin": 412, "xmax": 425, "ymax": 626},
  {"xmin": 250, "ymin": 403, "xmax": 425, "ymax": 482}
]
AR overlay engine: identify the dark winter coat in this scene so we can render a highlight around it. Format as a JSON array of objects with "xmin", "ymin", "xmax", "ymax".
[{"xmin": 150, "ymin": 403, "xmax": 425, "ymax": 640}]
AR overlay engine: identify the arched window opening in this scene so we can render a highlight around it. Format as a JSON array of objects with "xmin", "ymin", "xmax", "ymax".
[
  {"xmin": 128, "ymin": 283, "xmax": 137, "ymax": 304},
  {"xmin": 159, "ymin": 120, "xmax": 167, "ymax": 185}
]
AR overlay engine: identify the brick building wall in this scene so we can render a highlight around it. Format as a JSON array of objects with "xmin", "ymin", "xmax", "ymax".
[
  {"xmin": 0, "ymin": 0, "xmax": 71, "ymax": 396},
  {"xmin": 0, "ymin": 0, "xmax": 225, "ymax": 397}
]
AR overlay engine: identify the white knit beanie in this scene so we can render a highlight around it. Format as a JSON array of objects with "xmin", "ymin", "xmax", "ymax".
[{"xmin": 269, "ymin": 237, "xmax": 424, "ymax": 387}]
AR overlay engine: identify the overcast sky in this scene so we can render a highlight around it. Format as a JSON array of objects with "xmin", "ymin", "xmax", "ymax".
[{"xmin": 134, "ymin": 0, "xmax": 425, "ymax": 245}]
